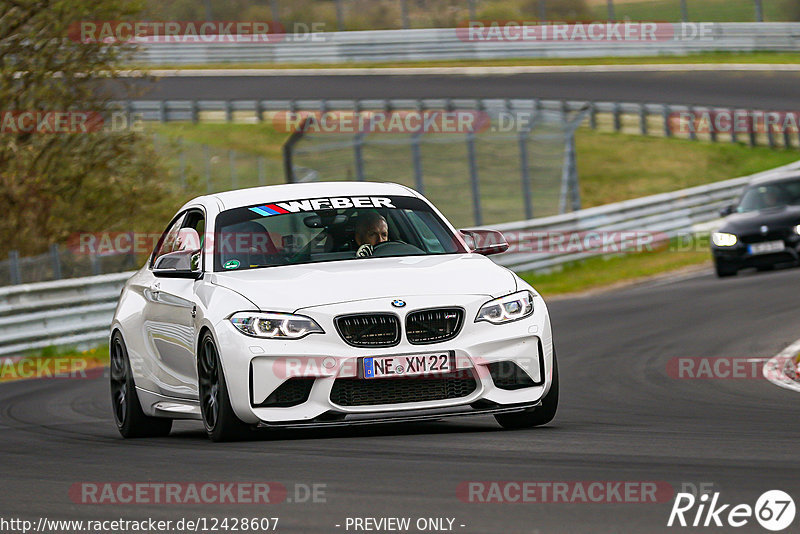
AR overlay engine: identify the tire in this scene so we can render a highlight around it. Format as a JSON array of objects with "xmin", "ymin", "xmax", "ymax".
[
  {"xmin": 714, "ymin": 258, "xmax": 737, "ymax": 278},
  {"xmin": 198, "ymin": 332, "xmax": 252, "ymax": 442},
  {"xmin": 494, "ymin": 349, "xmax": 559, "ymax": 430},
  {"xmin": 110, "ymin": 332, "xmax": 173, "ymax": 438}
]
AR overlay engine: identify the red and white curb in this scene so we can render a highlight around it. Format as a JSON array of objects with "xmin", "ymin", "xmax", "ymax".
[{"xmin": 763, "ymin": 339, "xmax": 800, "ymax": 393}]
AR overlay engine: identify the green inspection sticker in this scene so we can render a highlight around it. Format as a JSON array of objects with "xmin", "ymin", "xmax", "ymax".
[{"xmin": 223, "ymin": 259, "xmax": 240, "ymax": 270}]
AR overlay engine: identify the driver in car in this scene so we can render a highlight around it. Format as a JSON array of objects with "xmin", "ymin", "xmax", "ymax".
[{"xmin": 354, "ymin": 211, "xmax": 388, "ymax": 257}]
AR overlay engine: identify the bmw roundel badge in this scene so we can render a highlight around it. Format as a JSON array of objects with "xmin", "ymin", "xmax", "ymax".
[{"xmin": 391, "ymin": 299, "xmax": 406, "ymax": 308}]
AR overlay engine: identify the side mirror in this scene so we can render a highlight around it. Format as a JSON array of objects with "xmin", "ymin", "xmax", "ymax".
[
  {"xmin": 719, "ymin": 204, "xmax": 736, "ymax": 217},
  {"xmin": 459, "ymin": 229, "xmax": 509, "ymax": 256},
  {"xmin": 153, "ymin": 249, "xmax": 202, "ymax": 278},
  {"xmin": 153, "ymin": 228, "xmax": 202, "ymax": 278}
]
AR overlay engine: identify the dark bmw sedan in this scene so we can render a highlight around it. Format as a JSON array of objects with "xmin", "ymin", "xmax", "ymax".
[{"xmin": 711, "ymin": 173, "xmax": 800, "ymax": 277}]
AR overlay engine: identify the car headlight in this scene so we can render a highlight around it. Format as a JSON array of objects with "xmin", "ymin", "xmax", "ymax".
[
  {"xmin": 794, "ymin": 225, "xmax": 800, "ymax": 235},
  {"xmin": 711, "ymin": 232, "xmax": 738, "ymax": 247},
  {"xmin": 476, "ymin": 290, "xmax": 534, "ymax": 324},
  {"xmin": 229, "ymin": 312, "xmax": 324, "ymax": 339}
]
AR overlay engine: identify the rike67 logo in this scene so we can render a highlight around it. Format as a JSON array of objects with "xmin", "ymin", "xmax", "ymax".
[{"xmin": 668, "ymin": 490, "xmax": 795, "ymax": 531}]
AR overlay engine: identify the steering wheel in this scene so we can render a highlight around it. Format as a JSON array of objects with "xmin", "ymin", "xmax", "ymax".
[{"xmin": 371, "ymin": 240, "xmax": 424, "ymax": 257}]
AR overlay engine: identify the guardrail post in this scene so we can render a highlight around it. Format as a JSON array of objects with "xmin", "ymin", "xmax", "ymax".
[
  {"xmin": 258, "ymin": 156, "xmax": 267, "ymax": 185},
  {"xmin": 639, "ymin": 103, "xmax": 647, "ymax": 135},
  {"xmin": 229, "ymin": 150, "xmax": 237, "ymax": 188},
  {"xmin": 468, "ymin": 0, "xmax": 476, "ymax": 20},
  {"xmin": 709, "ymin": 110, "xmax": 717, "ymax": 143},
  {"xmin": 748, "ymin": 111, "xmax": 757, "ymax": 147},
  {"xmin": 90, "ymin": 251, "xmax": 101, "ymax": 276},
  {"xmin": 730, "ymin": 109, "xmax": 738, "ymax": 144},
  {"xmin": 663, "ymin": 104, "xmax": 672, "ymax": 137},
  {"xmin": 8, "ymin": 250, "xmax": 21, "ymax": 285},
  {"xmin": 680, "ymin": 0, "xmax": 689, "ymax": 21},
  {"xmin": 178, "ymin": 137, "xmax": 187, "ymax": 188},
  {"xmin": 783, "ymin": 127, "xmax": 792, "ymax": 149},
  {"xmin": 255, "ymin": 100, "xmax": 264, "ymax": 123},
  {"xmin": 225, "ymin": 100, "xmax": 233, "ymax": 123},
  {"xmin": 400, "ymin": 0, "xmax": 409, "ymax": 28},
  {"xmin": 613, "ymin": 102, "xmax": 621, "ymax": 132},
  {"xmin": 270, "ymin": 0, "xmax": 280, "ymax": 25},
  {"xmin": 687, "ymin": 106, "xmax": 697, "ymax": 141},
  {"xmin": 336, "ymin": 0, "xmax": 345, "ymax": 31},
  {"xmin": 607, "ymin": 0, "xmax": 615, "ymax": 21},
  {"xmin": 538, "ymin": 0, "xmax": 546, "ymax": 20},
  {"xmin": 767, "ymin": 123, "xmax": 776, "ymax": 148},
  {"xmin": 50, "ymin": 244, "xmax": 62, "ymax": 280},
  {"xmin": 518, "ymin": 127, "xmax": 533, "ymax": 220},
  {"xmin": 589, "ymin": 102, "xmax": 597, "ymax": 130},
  {"xmin": 191, "ymin": 100, "xmax": 199, "ymax": 124},
  {"xmin": 203, "ymin": 144, "xmax": 212, "ymax": 192},
  {"xmin": 466, "ymin": 131, "xmax": 482, "ymax": 226},
  {"xmin": 159, "ymin": 100, "xmax": 167, "ymax": 123},
  {"xmin": 754, "ymin": 0, "xmax": 764, "ymax": 22},
  {"xmin": 411, "ymin": 132, "xmax": 424, "ymax": 194}
]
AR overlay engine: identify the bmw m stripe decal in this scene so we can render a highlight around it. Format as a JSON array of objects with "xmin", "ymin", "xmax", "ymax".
[{"xmin": 249, "ymin": 204, "xmax": 290, "ymax": 216}]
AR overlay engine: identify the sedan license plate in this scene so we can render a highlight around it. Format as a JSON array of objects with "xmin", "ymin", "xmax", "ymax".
[
  {"xmin": 363, "ymin": 352, "xmax": 451, "ymax": 379},
  {"xmin": 747, "ymin": 240, "xmax": 784, "ymax": 255}
]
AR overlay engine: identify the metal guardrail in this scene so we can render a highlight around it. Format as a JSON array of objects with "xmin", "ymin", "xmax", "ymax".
[
  {"xmin": 4, "ymin": 159, "xmax": 800, "ymax": 357},
  {"xmin": 133, "ymin": 23, "xmax": 800, "ymax": 64},
  {"xmin": 490, "ymin": 159, "xmax": 800, "ymax": 272},
  {"xmin": 0, "ymin": 272, "xmax": 132, "ymax": 357},
  {"xmin": 123, "ymin": 97, "xmax": 800, "ymax": 149}
]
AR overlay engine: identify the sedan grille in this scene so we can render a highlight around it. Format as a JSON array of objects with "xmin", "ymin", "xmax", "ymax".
[
  {"xmin": 406, "ymin": 308, "xmax": 464, "ymax": 345},
  {"xmin": 335, "ymin": 314, "xmax": 400, "ymax": 347},
  {"xmin": 330, "ymin": 370, "xmax": 477, "ymax": 407}
]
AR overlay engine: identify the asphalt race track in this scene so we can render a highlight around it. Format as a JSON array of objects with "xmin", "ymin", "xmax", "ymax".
[
  {"xmin": 3, "ymin": 267, "xmax": 800, "ymax": 533},
  {"xmin": 118, "ymin": 70, "xmax": 800, "ymax": 109}
]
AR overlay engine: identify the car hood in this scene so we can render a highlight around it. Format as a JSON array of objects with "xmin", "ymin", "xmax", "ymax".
[
  {"xmin": 209, "ymin": 254, "xmax": 517, "ymax": 312},
  {"xmin": 720, "ymin": 204, "xmax": 800, "ymax": 234}
]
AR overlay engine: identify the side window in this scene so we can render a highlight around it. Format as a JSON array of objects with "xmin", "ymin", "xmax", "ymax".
[
  {"xmin": 182, "ymin": 210, "xmax": 206, "ymax": 272},
  {"xmin": 151, "ymin": 213, "xmax": 186, "ymax": 268},
  {"xmin": 406, "ymin": 210, "xmax": 445, "ymax": 253}
]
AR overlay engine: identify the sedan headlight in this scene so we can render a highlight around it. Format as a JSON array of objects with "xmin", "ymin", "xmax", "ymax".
[
  {"xmin": 229, "ymin": 312, "xmax": 324, "ymax": 339},
  {"xmin": 476, "ymin": 290, "xmax": 534, "ymax": 324},
  {"xmin": 711, "ymin": 232, "xmax": 738, "ymax": 247},
  {"xmin": 794, "ymin": 225, "xmax": 800, "ymax": 235}
]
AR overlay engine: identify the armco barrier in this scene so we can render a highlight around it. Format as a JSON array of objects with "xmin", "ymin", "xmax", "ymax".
[
  {"xmin": 0, "ymin": 272, "xmax": 133, "ymax": 357},
  {"xmin": 132, "ymin": 23, "xmax": 800, "ymax": 64},
  {"xmin": 2, "ymin": 159, "xmax": 799, "ymax": 356}
]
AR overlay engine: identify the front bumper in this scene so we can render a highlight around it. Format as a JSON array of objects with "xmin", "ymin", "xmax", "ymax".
[
  {"xmin": 712, "ymin": 234, "xmax": 800, "ymax": 269},
  {"xmin": 213, "ymin": 293, "xmax": 554, "ymax": 425}
]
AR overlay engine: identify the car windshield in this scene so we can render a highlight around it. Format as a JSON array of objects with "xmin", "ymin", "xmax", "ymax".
[
  {"xmin": 213, "ymin": 194, "xmax": 466, "ymax": 271},
  {"xmin": 737, "ymin": 179, "xmax": 800, "ymax": 213}
]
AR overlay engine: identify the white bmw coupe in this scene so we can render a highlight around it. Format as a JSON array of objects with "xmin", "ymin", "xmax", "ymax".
[{"xmin": 110, "ymin": 182, "xmax": 557, "ymax": 441}]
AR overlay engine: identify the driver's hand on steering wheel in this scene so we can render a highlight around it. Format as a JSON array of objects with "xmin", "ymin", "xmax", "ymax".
[{"xmin": 356, "ymin": 244, "xmax": 374, "ymax": 257}]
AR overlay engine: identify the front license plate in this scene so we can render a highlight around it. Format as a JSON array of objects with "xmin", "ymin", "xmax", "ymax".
[
  {"xmin": 747, "ymin": 240, "xmax": 784, "ymax": 255},
  {"xmin": 363, "ymin": 352, "xmax": 451, "ymax": 379}
]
